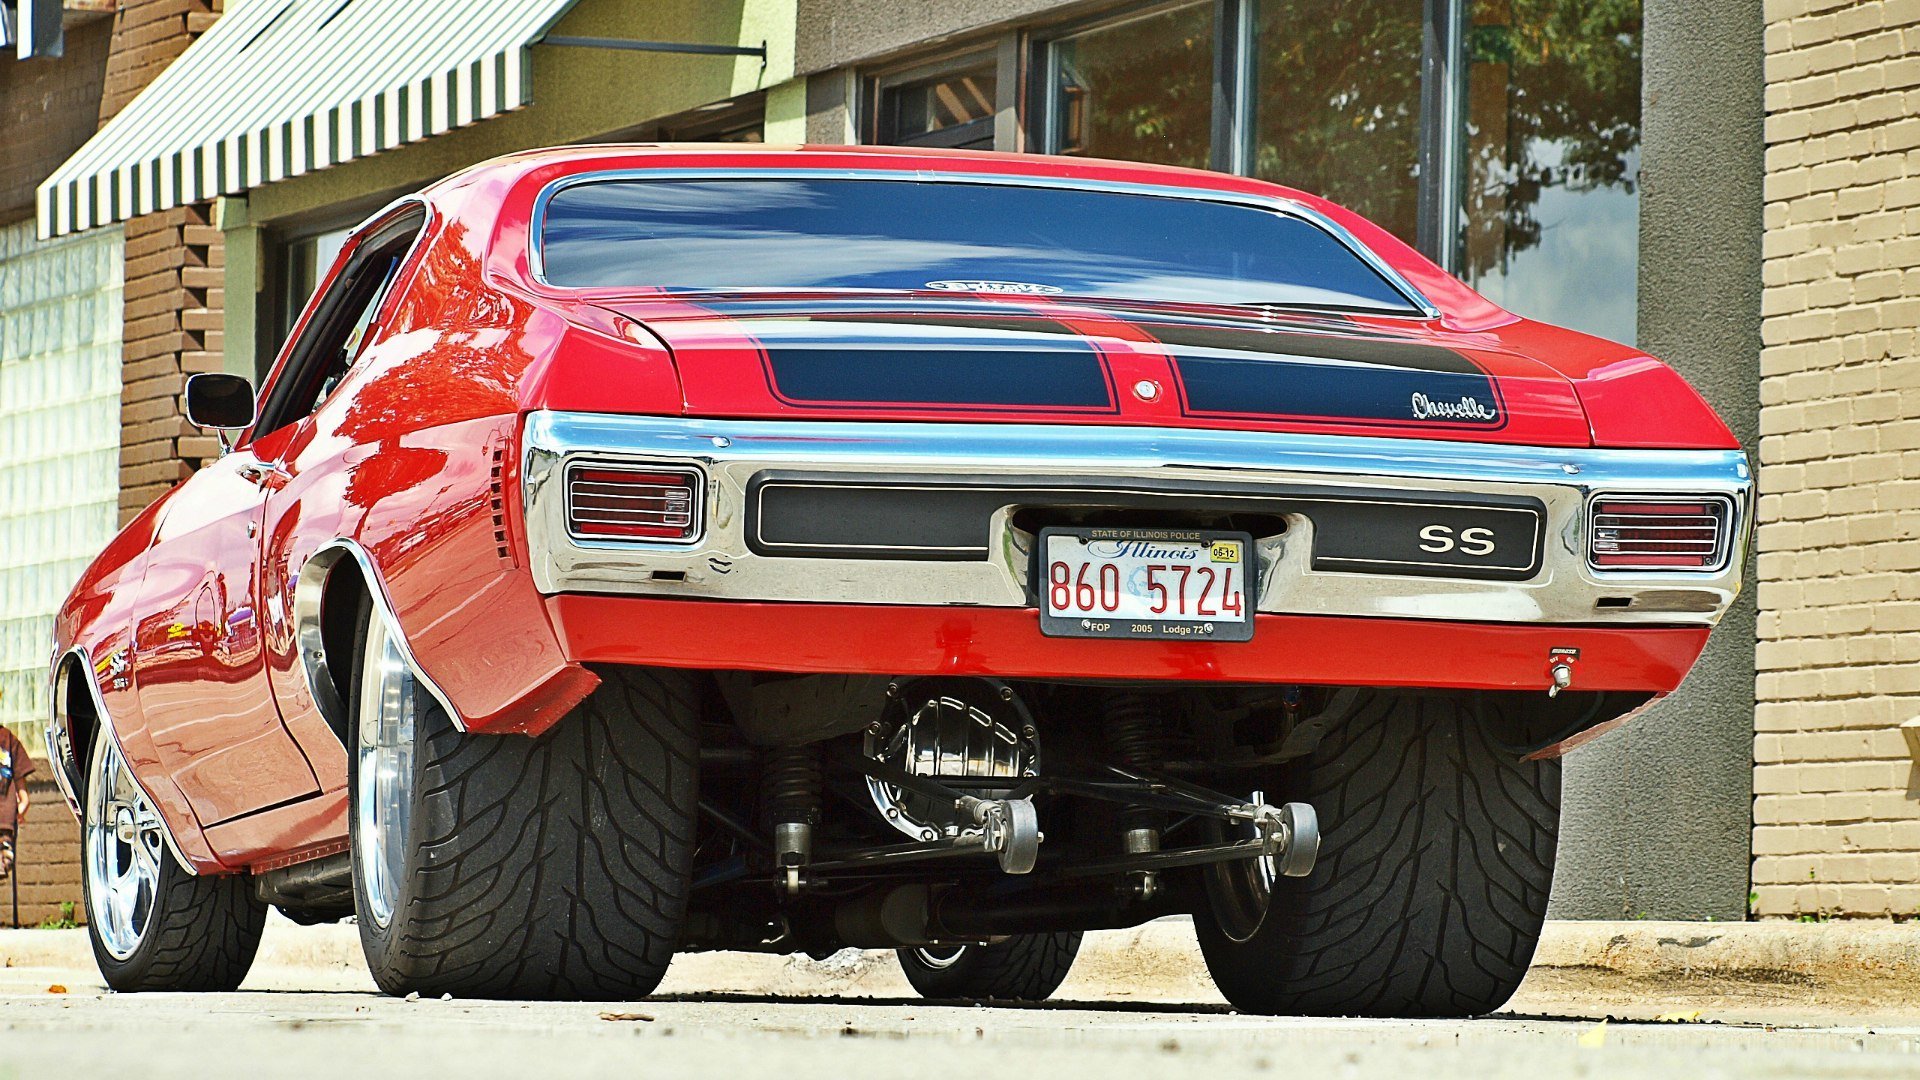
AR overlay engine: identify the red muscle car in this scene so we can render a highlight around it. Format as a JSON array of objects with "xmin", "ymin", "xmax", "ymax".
[{"xmin": 44, "ymin": 145, "xmax": 1749, "ymax": 1017}]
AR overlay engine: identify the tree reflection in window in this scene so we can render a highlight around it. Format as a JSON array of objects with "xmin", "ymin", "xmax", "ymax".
[{"xmin": 1465, "ymin": 0, "xmax": 1642, "ymax": 342}]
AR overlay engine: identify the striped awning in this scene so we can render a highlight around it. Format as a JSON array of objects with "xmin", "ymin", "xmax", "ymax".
[{"xmin": 36, "ymin": 0, "xmax": 582, "ymax": 238}]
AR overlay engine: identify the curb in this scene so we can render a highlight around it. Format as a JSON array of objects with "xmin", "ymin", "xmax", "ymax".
[
  {"xmin": 1530, "ymin": 919, "xmax": 1920, "ymax": 980},
  {"xmin": 6, "ymin": 917, "xmax": 1918, "ymax": 997}
]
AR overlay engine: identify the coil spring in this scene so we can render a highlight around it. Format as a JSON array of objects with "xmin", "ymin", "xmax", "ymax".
[
  {"xmin": 1105, "ymin": 690, "xmax": 1174, "ymax": 857},
  {"xmin": 1105, "ymin": 690, "xmax": 1176, "ymax": 769},
  {"xmin": 761, "ymin": 745, "xmax": 823, "ymax": 827}
]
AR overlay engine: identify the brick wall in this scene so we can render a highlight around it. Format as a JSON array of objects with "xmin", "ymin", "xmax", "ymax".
[
  {"xmin": 1754, "ymin": 0, "xmax": 1920, "ymax": 918},
  {"xmin": 5, "ymin": 770, "xmax": 82, "ymax": 928},
  {"xmin": 0, "ymin": 16, "xmax": 112, "ymax": 223},
  {"xmin": 105, "ymin": 0, "xmax": 227, "ymax": 525}
]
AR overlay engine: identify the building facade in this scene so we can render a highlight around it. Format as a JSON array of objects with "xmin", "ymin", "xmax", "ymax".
[
  {"xmin": 15, "ymin": 0, "xmax": 1920, "ymax": 923},
  {"xmin": 1753, "ymin": 0, "xmax": 1920, "ymax": 919}
]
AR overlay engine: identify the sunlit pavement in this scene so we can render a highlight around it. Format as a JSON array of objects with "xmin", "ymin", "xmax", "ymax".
[{"xmin": 2, "ymin": 919, "xmax": 1917, "ymax": 1080}]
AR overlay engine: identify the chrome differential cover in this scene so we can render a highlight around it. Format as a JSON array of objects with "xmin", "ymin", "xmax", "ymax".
[
  {"xmin": 864, "ymin": 678, "xmax": 1039, "ymax": 842},
  {"xmin": 84, "ymin": 730, "xmax": 165, "ymax": 961}
]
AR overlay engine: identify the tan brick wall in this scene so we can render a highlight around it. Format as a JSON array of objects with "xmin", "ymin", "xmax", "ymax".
[
  {"xmin": 103, "ymin": 0, "xmax": 227, "ymax": 527},
  {"xmin": 1755, "ymin": 0, "xmax": 1920, "ymax": 918}
]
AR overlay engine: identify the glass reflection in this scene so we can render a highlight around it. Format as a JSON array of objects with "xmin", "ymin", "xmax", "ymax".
[
  {"xmin": 538, "ymin": 179, "xmax": 1420, "ymax": 312},
  {"xmin": 1254, "ymin": 0, "xmax": 1425, "ymax": 247},
  {"xmin": 1464, "ymin": 0, "xmax": 1642, "ymax": 343},
  {"xmin": 1050, "ymin": 2, "xmax": 1215, "ymax": 170}
]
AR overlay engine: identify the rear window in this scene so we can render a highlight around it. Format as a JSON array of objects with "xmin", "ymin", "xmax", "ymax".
[{"xmin": 536, "ymin": 177, "xmax": 1422, "ymax": 314}]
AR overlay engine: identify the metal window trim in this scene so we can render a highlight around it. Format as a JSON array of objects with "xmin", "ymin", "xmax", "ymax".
[
  {"xmin": 524, "ymin": 167, "xmax": 1441, "ymax": 319},
  {"xmin": 1584, "ymin": 491, "xmax": 1738, "ymax": 575}
]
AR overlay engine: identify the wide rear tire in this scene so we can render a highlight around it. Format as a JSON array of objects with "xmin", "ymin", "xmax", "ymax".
[
  {"xmin": 896, "ymin": 932, "xmax": 1082, "ymax": 1001},
  {"xmin": 348, "ymin": 604, "xmax": 699, "ymax": 999},
  {"xmin": 1195, "ymin": 691, "xmax": 1567, "ymax": 1018}
]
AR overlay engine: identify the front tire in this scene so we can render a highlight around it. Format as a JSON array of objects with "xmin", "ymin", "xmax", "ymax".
[
  {"xmin": 82, "ymin": 724, "xmax": 266, "ymax": 992},
  {"xmin": 348, "ymin": 604, "xmax": 699, "ymax": 999},
  {"xmin": 1195, "ymin": 691, "xmax": 1570, "ymax": 1018},
  {"xmin": 896, "ymin": 933, "xmax": 1082, "ymax": 1001}
]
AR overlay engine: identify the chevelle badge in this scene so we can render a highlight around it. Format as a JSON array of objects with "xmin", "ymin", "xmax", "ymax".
[
  {"xmin": 1410, "ymin": 392, "xmax": 1500, "ymax": 422},
  {"xmin": 924, "ymin": 279, "xmax": 1064, "ymax": 295}
]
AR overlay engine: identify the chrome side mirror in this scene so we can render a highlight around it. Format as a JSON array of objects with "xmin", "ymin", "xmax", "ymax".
[{"xmin": 184, "ymin": 372, "xmax": 257, "ymax": 454}]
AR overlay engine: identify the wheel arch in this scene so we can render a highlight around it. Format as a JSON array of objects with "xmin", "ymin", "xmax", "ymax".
[
  {"xmin": 51, "ymin": 646, "xmax": 201, "ymax": 876},
  {"xmin": 293, "ymin": 539, "xmax": 466, "ymax": 742}
]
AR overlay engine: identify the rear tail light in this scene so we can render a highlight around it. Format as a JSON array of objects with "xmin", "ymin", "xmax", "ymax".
[
  {"xmin": 1588, "ymin": 495, "xmax": 1732, "ymax": 570},
  {"xmin": 565, "ymin": 462, "xmax": 702, "ymax": 543}
]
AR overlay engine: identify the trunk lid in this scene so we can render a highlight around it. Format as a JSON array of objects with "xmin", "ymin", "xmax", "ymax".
[{"xmin": 600, "ymin": 297, "xmax": 1593, "ymax": 447}]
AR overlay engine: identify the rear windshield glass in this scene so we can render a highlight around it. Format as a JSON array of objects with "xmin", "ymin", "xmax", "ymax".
[{"xmin": 537, "ymin": 178, "xmax": 1421, "ymax": 313}]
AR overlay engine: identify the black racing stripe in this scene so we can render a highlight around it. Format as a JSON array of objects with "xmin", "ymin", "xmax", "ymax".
[
  {"xmin": 1175, "ymin": 354, "xmax": 1502, "ymax": 425},
  {"xmin": 1145, "ymin": 323, "xmax": 1481, "ymax": 373},
  {"xmin": 764, "ymin": 340, "xmax": 1114, "ymax": 410}
]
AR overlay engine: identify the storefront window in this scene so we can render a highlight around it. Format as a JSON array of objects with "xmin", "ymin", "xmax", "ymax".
[
  {"xmin": 1463, "ymin": 0, "xmax": 1642, "ymax": 343},
  {"xmin": 1254, "ymin": 0, "xmax": 1425, "ymax": 246},
  {"xmin": 1046, "ymin": 2, "xmax": 1215, "ymax": 170},
  {"xmin": 873, "ymin": 56, "xmax": 997, "ymax": 149}
]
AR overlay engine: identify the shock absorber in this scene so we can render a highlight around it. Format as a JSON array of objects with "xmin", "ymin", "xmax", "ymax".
[
  {"xmin": 1105, "ymin": 691, "xmax": 1172, "ymax": 899},
  {"xmin": 761, "ymin": 744, "xmax": 822, "ymax": 896}
]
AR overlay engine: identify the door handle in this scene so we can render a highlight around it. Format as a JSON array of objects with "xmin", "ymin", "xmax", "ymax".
[{"xmin": 238, "ymin": 462, "xmax": 289, "ymax": 489}]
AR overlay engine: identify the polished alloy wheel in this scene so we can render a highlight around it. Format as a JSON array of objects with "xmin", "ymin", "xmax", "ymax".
[
  {"xmin": 84, "ymin": 731, "xmax": 165, "ymax": 961},
  {"xmin": 911, "ymin": 946, "xmax": 968, "ymax": 970},
  {"xmin": 355, "ymin": 613, "xmax": 417, "ymax": 930}
]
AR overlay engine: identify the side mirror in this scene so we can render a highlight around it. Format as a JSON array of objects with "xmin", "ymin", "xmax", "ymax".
[{"xmin": 184, "ymin": 373, "xmax": 256, "ymax": 452}]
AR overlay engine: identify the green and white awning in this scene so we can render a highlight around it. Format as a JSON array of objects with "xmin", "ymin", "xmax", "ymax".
[{"xmin": 36, "ymin": 0, "xmax": 582, "ymax": 238}]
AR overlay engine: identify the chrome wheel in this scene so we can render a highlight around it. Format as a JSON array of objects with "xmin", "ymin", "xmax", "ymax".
[
  {"xmin": 912, "ymin": 946, "xmax": 967, "ymax": 970},
  {"xmin": 84, "ymin": 730, "xmax": 164, "ymax": 961},
  {"xmin": 355, "ymin": 612, "xmax": 417, "ymax": 930}
]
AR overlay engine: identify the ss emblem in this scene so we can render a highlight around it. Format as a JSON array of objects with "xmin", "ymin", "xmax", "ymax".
[{"xmin": 1418, "ymin": 524, "xmax": 1496, "ymax": 557}]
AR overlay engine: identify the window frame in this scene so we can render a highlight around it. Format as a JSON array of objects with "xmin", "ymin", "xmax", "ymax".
[
  {"xmin": 865, "ymin": 48, "xmax": 1002, "ymax": 150},
  {"xmin": 848, "ymin": 0, "xmax": 1475, "ymax": 270},
  {"xmin": 251, "ymin": 202, "xmax": 430, "ymax": 441}
]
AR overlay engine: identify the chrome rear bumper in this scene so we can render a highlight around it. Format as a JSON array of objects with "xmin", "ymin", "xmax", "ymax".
[{"xmin": 521, "ymin": 412, "xmax": 1751, "ymax": 627}]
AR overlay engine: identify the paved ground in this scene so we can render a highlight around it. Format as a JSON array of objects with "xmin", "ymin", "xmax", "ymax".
[{"xmin": 2, "ymin": 919, "xmax": 1918, "ymax": 1079}]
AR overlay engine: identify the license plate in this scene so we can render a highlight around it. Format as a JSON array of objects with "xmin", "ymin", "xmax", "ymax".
[{"xmin": 1037, "ymin": 527, "xmax": 1255, "ymax": 641}]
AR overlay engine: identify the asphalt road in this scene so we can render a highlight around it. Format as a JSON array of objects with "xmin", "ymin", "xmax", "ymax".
[{"xmin": 2, "ymin": 922, "xmax": 1917, "ymax": 1080}]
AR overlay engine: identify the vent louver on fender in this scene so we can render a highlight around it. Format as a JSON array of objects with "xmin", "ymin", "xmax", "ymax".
[{"xmin": 489, "ymin": 446, "xmax": 515, "ymax": 567}]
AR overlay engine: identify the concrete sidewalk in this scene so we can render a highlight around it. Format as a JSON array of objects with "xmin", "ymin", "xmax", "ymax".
[{"xmin": 5, "ymin": 916, "xmax": 1918, "ymax": 1015}]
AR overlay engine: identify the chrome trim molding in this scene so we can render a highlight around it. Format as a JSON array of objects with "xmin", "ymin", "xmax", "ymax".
[
  {"xmin": 523, "ymin": 413, "xmax": 1753, "ymax": 627},
  {"xmin": 295, "ymin": 539, "xmax": 468, "ymax": 734},
  {"xmin": 525, "ymin": 167, "xmax": 1442, "ymax": 319},
  {"xmin": 52, "ymin": 646, "xmax": 198, "ymax": 877}
]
